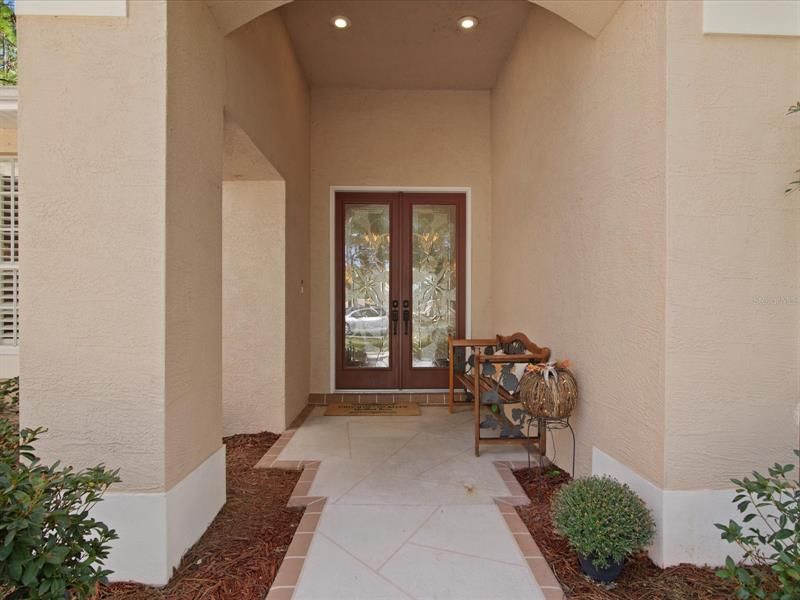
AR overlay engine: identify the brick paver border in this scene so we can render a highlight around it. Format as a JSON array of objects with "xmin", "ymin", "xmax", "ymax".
[
  {"xmin": 494, "ymin": 461, "xmax": 565, "ymax": 599},
  {"xmin": 261, "ymin": 407, "xmax": 566, "ymax": 600}
]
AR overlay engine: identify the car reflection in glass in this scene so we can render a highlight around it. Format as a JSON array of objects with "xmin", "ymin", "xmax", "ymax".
[{"xmin": 344, "ymin": 306, "xmax": 389, "ymax": 336}]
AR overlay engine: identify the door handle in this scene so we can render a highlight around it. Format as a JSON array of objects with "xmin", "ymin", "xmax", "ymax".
[
  {"xmin": 402, "ymin": 300, "xmax": 410, "ymax": 335},
  {"xmin": 391, "ymin": 300, "xmax": 399, "ymax": 335}
]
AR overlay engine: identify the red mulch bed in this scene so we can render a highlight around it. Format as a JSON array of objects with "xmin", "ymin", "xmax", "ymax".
[
  {"xmin": 98, "ymin": 432, "xmax": 303, "ymax": 600},
  {"xmin": 513, "ymin": 467, "xmax": 738, "ymax": 599}
]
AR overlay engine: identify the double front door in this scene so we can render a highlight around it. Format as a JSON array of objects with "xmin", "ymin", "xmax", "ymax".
[{"xmin": 335, "ymin": 192, "xmax": 466, "ymax": 389}]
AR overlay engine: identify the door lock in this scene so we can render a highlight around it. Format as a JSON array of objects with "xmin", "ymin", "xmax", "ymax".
[
  {"xmin": 391, "ymin": 300, "xmax": 399, "ymax": 335},
  {"xmin": 402, "ymin": 300, "xmax": 410, "ymax": 335}
]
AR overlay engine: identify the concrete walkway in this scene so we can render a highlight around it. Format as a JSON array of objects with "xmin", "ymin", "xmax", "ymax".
[{"xmin": 269, "ymin": 406, "xmax": 557, "ymax": 600}]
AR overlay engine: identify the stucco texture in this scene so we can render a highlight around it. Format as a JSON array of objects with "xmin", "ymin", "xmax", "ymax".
[
  {"xmin": 0, "ymin": 354, "xmax": 18, "ymax": 379},
  {"xmin": 225, "ymin": 10, "xmax": 311, "ymax": 429},
  {"xmin": 664, "ymin": 1, "xmax": 800, "ymax": 490},
  {"xmin": 207, "ymin": 0, "xmax": 291, "ymax": 36},
  {"xmin": 19, "ymin": 0, "xmax": 226, "ymax": 493},
  {"xmin": 19, "ymin": 1, "xmax": 169, "ymax": 492},
  {"xmin": 0, "ymin": 128, "xmax": 17, "ymax": 155},
  {"xmin": 491, "ymin": 2, "xmax": 667, "ymax": 485},
  {"xmin": 164, "ymin": 0, "xmax": 225, "ymax": 490},
  {"xmin": 534, "ymin": 0, "xmax": 622, "ymax": 38},
  {"xmin": 308, "ymin": 88, "xmax": 493, "ymax": 393},
  {"xmin": 223, "ymin": 180, "xmax": 286, "ymax": 435}
]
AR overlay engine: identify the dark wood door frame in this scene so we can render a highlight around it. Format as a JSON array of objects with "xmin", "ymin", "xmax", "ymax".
[
  {"xmin": 334, "ymin": 191, "xmax": 466, "ymax": 390},
  {"xmin": 334, "ymin": 192, "xmax": 401, "ymax": 389},
  {"xmin": 400, "ymin": 193, "xmax": 466, "ymax": 389}
]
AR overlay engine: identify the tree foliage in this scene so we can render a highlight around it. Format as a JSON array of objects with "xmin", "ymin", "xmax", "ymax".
[{"xmin": 0, "ymin": 1, "xmax": 15, "ymax": 86}]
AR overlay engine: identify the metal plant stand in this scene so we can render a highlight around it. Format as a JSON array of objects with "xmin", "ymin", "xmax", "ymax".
[{"xmin": 525, "ymin": 416, "xmax": 576, "ymax": 477}]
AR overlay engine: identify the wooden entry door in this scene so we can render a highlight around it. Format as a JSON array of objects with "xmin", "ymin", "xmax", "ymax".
[{"xmin": 335, "ymin": 192, "xmax": 466, "ymax": 389}]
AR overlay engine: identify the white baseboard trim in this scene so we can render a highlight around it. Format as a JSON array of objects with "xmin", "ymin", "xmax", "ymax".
[
  {"xmin": 92, "ymin": 445, "xmax": 227, "ymax": 585},
  {"xmin": 703, "ymin": 1, "xmax": 800, "ymax": 37},
  {"xmin": 591, "ymin": 447, "xmax": 666, "ymax": 564},
  {"xmin": 592, "ymin": 447, "xmax": 741, "ymax": 567}
]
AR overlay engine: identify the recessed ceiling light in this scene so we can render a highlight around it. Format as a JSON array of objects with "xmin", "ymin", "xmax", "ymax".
[
  {"xmin": 458, "ymin": 16, "xmax": 479, "ymax": 30},
  {"xmin": 331, "ymin": 15, "xmax": 351, "ymax": 29}
]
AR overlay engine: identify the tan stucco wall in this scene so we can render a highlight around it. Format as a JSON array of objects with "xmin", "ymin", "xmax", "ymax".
[
  {"xmin": 207, "ymin": 0, "xmax": 291, "ymax": 36},
  {"xmin": 664, "ymin": 1, "xmax": 800, "ymax": 490},
  {"xmin": 223, "ymin": 118, "xmax": 282, "ymax": 182},
  {"xmin": 20, "ymin": 4, "xmax": 307, "ymax": 494},
  {"xmin": 19, "ymin": 0, "xmax": 226, "ymax": 493},
  {"xmin": 225, "ymin": 10, "xmax": 310, "ymax": 428},
  {"xmin": 308, "ymin": 88, "xmax": 492, "ymax": 393},
  {"xmin": 0, "ymin": 354, "xmax": 18, "ymax": 378},
  {"xmin": 0, "ymin": 128, "xmax": 17, "ymax": 154},
  {"xmin": 223, "ymin": 180, "xmax": 286, "ymax": 435},
  {"xmin": 19, "ymin": 1, "xmax": 169, "ymax": 491},
  {"xmin": 492, "ymin": 2, "xmax": 667, "ymax": 484},
  {"xmin": 164, "ymin": 0, "xmax": 225, "ymax": 490},
  {"xmin": 534, "ymin": 0, "xmax": 622, "ymax": 38}
]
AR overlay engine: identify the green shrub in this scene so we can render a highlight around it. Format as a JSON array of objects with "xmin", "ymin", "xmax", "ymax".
[
  {"xmin": 0, "ymin": 418, "xmax": 120, "ymax": 599},
  {"xmin": 715, "ymin": 450, "xmax": 799, "ymax": 600},
  {"xmin": 0, "ymin": 376, "xmax": 18, "ymax": 410},
  {"xmin": 551, "ymin": 475, "xmax": 655, "ymax": 568}
]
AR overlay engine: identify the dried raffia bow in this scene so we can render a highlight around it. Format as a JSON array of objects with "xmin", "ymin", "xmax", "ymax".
[{"xmin": 526, "ymin": 359, "xmax": 572, "ymax": 383}]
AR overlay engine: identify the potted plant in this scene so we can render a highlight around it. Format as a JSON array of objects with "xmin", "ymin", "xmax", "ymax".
[{"xmin": 551, "ymin": 475, "xmax": 655, "ymax": 582}]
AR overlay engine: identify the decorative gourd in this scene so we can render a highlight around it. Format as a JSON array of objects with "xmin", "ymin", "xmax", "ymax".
[{"xmin": 518, "ymin": 360, "xmax": 577, "ymax": 419}]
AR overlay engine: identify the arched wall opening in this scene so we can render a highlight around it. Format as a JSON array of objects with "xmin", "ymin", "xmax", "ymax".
[
  {"xmin": 206, "ymin": 0, "xmax": 623, "ymax": 39},
  {"xmin": 14, "ymin": 0, "xmax": 799, "ymax": 582},
  {"xmin": 218, "ymin": 0, "xmax": 799, "ymax": 570},
  {"xmin": 214, "ymin": 0, "xmax": 624, "ymax": 437},
  {"xmin": 222, "ymin": 117, "xmax": 288, "ymax": 436}
]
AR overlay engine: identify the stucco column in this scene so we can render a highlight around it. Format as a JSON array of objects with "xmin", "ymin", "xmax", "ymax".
[
  {"xmin": 18, "ymin": 1, "xmax": 225, "ymax": 584},
  {"xmin": 223, "ymin": 180, "xmax": 287, "ymax": 435}
]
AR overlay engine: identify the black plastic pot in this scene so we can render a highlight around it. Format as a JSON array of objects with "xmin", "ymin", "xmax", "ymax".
[{"xmin": 578, "ymin": 554, "xmax": 624, "ymax": 582}]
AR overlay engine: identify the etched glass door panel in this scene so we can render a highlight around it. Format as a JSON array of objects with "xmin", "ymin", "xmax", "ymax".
[
  {"xmin": 343, "ymin": 204, "xmax": 391, "ymax": 368},
  {"xmin": 335, "ymin": 192, "xmax": 464, "ymax": 390},
  {"xmin": 411, "ymin": 205, "xmax": 457, "ymax": 368}
]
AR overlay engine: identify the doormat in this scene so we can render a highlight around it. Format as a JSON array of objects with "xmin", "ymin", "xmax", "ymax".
[{"xmin": 324, "ymin": 403, "xmax": 421, "ymax": 416}]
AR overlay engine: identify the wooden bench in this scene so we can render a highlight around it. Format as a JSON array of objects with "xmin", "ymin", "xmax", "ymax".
[{"xmin": 448, "ymin": 333, "xmax": 551, "ymax": 457}]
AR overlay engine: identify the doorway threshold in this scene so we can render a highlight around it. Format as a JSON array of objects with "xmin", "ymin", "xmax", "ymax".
[
  {"xmin": 336, "ymin": 389, "xmax": 448, "ymax": 393},
  {"xmin": 309, "ymin": 390, "xmax": 466, "ymax": 407}
]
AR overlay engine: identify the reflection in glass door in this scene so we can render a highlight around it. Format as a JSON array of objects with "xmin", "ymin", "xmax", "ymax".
[
  {"xmin": 343, "ymin": 204, "xmax": 390, "ymax": 368},
  {"xmin": 335, "ymin": 192, "xmax": 465, "ymax": 390},
  {"xmin": 400, "ymin": 195, "xmax": 465, "ymax": 389},
  {"xmin": 411, "ymin": 205, "xmax": 457, "ymax": 368}
]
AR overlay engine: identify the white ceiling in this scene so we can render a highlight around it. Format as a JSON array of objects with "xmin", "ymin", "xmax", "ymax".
[{"xmin": 279, "ymin": 0, "xmax": 532, "ymax": 90}]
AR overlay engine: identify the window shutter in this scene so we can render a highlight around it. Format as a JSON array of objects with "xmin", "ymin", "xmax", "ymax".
[{"xmin": 0, "ymin": 158, "xmax": 19, "ymax": 346}]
